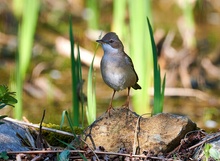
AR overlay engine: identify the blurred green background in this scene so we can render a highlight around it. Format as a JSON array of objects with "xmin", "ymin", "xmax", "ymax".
[{"xmin": 0, "ymin": 0, "xmax": 220, "ymax": 130}]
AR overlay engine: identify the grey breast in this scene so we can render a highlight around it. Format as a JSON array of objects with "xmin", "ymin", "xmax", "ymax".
[{"xmin": 101, "ymin": 53, "xmax": 137, "ymax": 91}]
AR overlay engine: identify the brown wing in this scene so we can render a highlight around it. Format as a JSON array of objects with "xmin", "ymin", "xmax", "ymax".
[
  {"xmin": 124, "ymin": 53, "xmax": 141, "ymax": 89},
  {"xmin": 124, "ymin": 53, "xmax": 139, "ymax": 81}
]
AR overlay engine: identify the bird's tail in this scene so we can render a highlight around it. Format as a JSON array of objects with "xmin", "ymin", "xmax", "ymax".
[{"xmin": 132, "ymin": 83, "xmax": 141, "ymax": 90}]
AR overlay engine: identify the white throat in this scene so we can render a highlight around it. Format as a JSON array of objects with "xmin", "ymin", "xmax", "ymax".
[{"xmin": 102, "ymin": 43, "xmax": 118, "ymax": 54}]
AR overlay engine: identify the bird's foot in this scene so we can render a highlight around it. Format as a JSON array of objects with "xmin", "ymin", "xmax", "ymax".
[
  {"xmin": 122, "ymin": 101, "xmax": 130, "ymax": 109},
  {"xmin": 106, "ymin": 106, "xmax": 115, "ymax": 117}
]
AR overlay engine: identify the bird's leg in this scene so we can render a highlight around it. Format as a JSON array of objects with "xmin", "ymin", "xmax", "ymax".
[
  {"xmin": 106, "ymin": 90, "xmax": 116, "ymax": 114},
  {"xmin": 122, "ymin": 87, "xmax": 130, "ymax": 108}
]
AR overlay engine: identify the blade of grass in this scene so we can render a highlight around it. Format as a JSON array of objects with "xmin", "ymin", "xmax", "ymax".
[
  {"xmin": 180, "ymin": 0, "xmax": 196, "ymax": 49},
  {"xmin": 57, "ymin": 139, "xmax": 87, "ymax": 161},
  {"xmin": 76, "ymin": 44, "xmax": 85, "ymax": 127},
  {"xmin": 60, "ymin": 110, "xmax": 67, "ymax": 128},
  {"xmin": 146, "ymin": 18, "xmax": 166, "ymax": 115},
  {"xmin": 128, "ymin": 0, "xmax": 153, "ymax": 114},
  {"xmin": 12, "ymin": 0, "xmax": 24, "ymax": 18},
  {"xmin": 14, "ymin": 0, "xmax": 40, "ymax": 119},
  {"xmin": 60, "ymin": 110, "xmax": 76, "ymax": 137},
  {"xmin": 112, "ymin": 0, "xmax": 126, "ymax": 38},
  {"xmin": 86, "ymin": 0, "xmax": 99, "ymax": 30},
  {"xmin": 57, "ymin": 150, "xmax": 70, "ymax": 161},
  {"xmin": 86, "ymin": 47, "xmax": 97, "ymax": 124},
  {"xmin": 69, "ymin": 17, "xmax": 80, "ymax": 126},
  {"xmin": 18, "ymin": 0, "xmax": 39, "ymax": 81},
  {"xmin": 160, "ymin": 74, "xmax": 166, "ymax": 111}
]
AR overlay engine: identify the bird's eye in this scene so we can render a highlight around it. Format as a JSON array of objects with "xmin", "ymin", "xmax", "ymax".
[{"xmin": 109, "ymin": 39, "xmax": 114, "ymax": 43}]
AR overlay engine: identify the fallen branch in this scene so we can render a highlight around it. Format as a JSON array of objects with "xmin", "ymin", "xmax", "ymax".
[
  {"xmin": 7, "ymin": 149, "xmax": 181, "ymax": 160},
  {"xmin": 3, "ymin": 117, "xmax": 75, "ymax": 137}
]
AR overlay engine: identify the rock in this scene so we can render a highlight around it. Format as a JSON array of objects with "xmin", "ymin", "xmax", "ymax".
[
  {"xmin": 84, "ymin": 108, "xmax": 197, "ymax": 154},
  {"xmin": 192, "ymin": 132, "xmax": 220, "ymax": 160},
  {"xmin": 0, "ymin": 119, "xmax": 33, "ymax": 152}
]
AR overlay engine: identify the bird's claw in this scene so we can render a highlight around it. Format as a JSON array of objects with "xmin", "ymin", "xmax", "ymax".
[
  {"xmin": 122, "ymin": 102, "xmax": 129, "ymax": 109},
  {"xmin": 106, "ymin": 106, "xmax": 115, "ymax": 117}
]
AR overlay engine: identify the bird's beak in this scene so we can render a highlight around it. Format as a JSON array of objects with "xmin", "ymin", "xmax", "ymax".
[
  {"xmin": 96, "ymin": 39, "xmax": 103, "ymax": 44},
  {"xmin": 96, "ymin": 39, "xmax": 106, "ymax": 44}
]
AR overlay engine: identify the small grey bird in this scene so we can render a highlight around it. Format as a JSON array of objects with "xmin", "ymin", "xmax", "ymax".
[{"xmin": 96, "ymin": 32, "xmax": 141, "ymax": 113}]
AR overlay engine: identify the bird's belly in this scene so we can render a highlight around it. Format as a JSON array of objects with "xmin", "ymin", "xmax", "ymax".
[
  {"xmin": 101, "ymin": 67, "xmax": 136, "ymax": 91},
  {"xmin": 101, "ymin": 54, "xmax": 137, "ymax": 91}
]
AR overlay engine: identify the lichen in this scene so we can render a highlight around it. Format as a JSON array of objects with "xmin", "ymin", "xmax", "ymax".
[{"xmin": 40, "ymin": 123, "xmax": 84, "ymax": 147}]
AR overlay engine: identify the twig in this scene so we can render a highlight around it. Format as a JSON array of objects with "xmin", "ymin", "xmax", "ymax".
[
  {"xmin": 187, "ymin": 132, "xmax": 220, "ymax": 151},
  {"xmin": 36, "ymin": 110, "xmax": 47, "ymax": 149},
  {"xmin": 7, "ymin": 149, "xmax": 181, "ymax": 160},
  {"xmin": 132, "ymin": 115, "xmax": 141, "ymax": 155},
  {"xmin": 7, "ymin": 150, "xmax": 85, "ymax": 154},
  {"xmin": 80, "ymin": 138, "xmax": 100, "ymax": 161},
  {"xmin": 3, "ymin": 117, "xmax": 76, "ymax": 137}
]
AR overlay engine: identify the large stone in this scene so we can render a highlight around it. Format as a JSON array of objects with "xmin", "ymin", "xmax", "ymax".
[
  {"xmin": 0, "ymin": 119, "xmax": 32, "ymax": 152},
  {"xmin": 84, "ymin": 108, "xmax": 197, "ymax": 154}
]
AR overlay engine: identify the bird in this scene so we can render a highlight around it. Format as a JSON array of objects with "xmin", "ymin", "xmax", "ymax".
[{"xmin": 96, "ymin": 32, "xmax": 141, "ymax": 114}]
